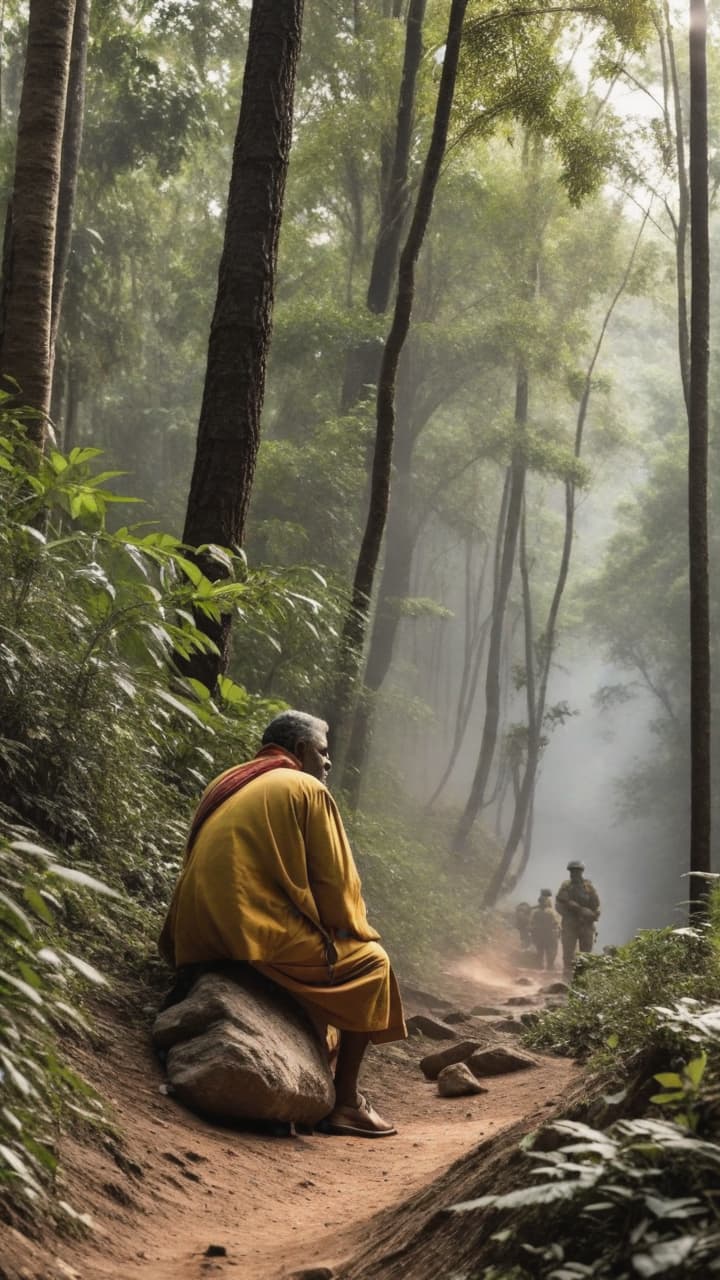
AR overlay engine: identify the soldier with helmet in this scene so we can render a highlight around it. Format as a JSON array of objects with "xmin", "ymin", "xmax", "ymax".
[
  {"xmin": 530, "ymin": 889, "xmax": 560, "ymax": 970},
  {"xmin": 555, "ymin": 861, "xmax": 600, "ymax": 972}
]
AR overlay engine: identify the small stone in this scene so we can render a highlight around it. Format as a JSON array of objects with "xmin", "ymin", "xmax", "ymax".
[
  {"xmin": 471, "ymin": 1005, "xmax": 506, "ymax": 1017},
  {"xmin": 505, "ymin": 995, "xmax": 535, "ymax": 1006},
  {"xmin": 437, "ymin": 1063, "xmax": 488, "ymax": 1098},
  {"xmin": 542, "ymin": 981, "xmax": 569, "ymax": 995},
  {"xmin": 515, "ymin": 977, "xmax": 533, "ymax": 986},
  {"xmin": 467, "ymin": 1046, "xmax": 538, "ymax": 1077},
  {"xmin": 406, "ymin": 1013, "xmax": 458, "ymax": 1040},
  {"xmin": 442, "ymin": 1010, "xmax": 472, "ymax": 1025},
  {"xmin": 520, "ymin": 1011, "xmax": 540, "ymax": 1028},
  {"xmin": 204, "ymin": 1245, "xmax": 227, "ymax": 1258},
  {"xmin": 420, "ymin": 1040, "xmax": 481, "ymax": 1080}
]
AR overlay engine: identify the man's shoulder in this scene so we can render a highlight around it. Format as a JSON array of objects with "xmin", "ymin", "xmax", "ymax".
[
  {"xmin": 260, "ymin": 769, "xmax": 329, "ymax": 800},
  {"xmin": 556, "ymin": 880, "xmax": 571, "ymax": 893}
]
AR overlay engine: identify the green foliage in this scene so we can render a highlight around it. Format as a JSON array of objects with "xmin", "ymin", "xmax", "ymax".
[
  {"xmin": 346, "ymin": 805, "xmax": 496, "ymax": 978},
  {"xmin": 0, "ymin": 423, "xmax": 335, "ymax": 1215},
  {"xmin": 524, "ymin": 917, "xmax": 720, "ymax": 1064}
]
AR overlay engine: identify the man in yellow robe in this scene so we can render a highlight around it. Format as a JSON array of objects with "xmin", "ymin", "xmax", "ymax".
[{"xmin": 160, "ymin": 710, "xmax": 406, "ymax": 1137}]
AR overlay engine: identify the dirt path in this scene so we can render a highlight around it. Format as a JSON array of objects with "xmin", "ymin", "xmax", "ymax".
[{"xmin": 2, "ymin": 961, "xmax": 578, "ymax": 1280}]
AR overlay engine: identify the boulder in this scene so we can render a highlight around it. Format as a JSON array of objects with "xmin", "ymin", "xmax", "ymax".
[
  {"xmin": 505, "ymin": 995, "xmax": 535, "ymax": 1007},
  {"xmin": 542, "ymin": 980, "xmax": 569, "ymax": 995},
  {"xmin": 420, "ymin": 1040, "xmax": 482, "ymax": 1080},
  {"xmin": 437, "ymin": 1063, "xmax": 488, "ymax": 1098},
  {"xmin": 406, "ymin": 1013, "xmax": 458, "ymax": 1040},
  {"xmin": 467, "ymin": 1046, "xmax": 538, "ymax": 1077},
  {"xmin": 515, "ymin": 977, "xmax": 533, "ymax": 986},
  {"xmin": 490, "ymin": 1018, "xmax": 525, "ymax": 1036},
  {"xmin": 520, "ymin": 1011, "xmax": 540, "ymax": 1028},
  {"xmin": 471, "ymin": 1005, "xmax": 506, "ymax": 1017},
  {"xmin": 442, "ymin": 1010, "xmax": 472, "ymax": 1025},
  {"xmin": 153, "ymin": 968, "xmax": 335, "ymax": 1126}
]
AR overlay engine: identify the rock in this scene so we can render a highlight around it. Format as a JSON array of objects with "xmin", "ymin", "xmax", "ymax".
[
  {"xmin": 401, "ymin": 983, "xmax": 454, "ymax": 1010},
  {"xmin": 154, "ymin": 968, "xmax": 335, "ymax": 1126},
  {"xmin": 442, "ymin": 1010, "xmax": 472, "ymax": 1025},
  {"xmin": 471, "ymin": 1005, "xmax": 506, "ymax": 1017},
  {"xmin": 204, "ymin": 1246, "xmax": 227, "ymax": 1258},
  {"xmin": 542, "ymin": 980, "xmax": 569, "ymax": 995},
  {"xmin": 289, "ymin": 1269, "xmax": 335, "ymax": 1280},
  {"xmin": 437, "ymin": 1063, "xmax": 488, "ymax": 1098},
  {"xmin": 406, "ymin": 1013, "xmax": 458, "ymax": 1040},
  {"xmin": 467, "ymin": 1046, "xmax": 538, "ymax": 1077},
  {"xmin": 490, "ymin": 1018, "xmax": 525, "ymax": 1036},
  {"xmin": 520, "ymin": 1011, "xmax": 540, "ymax": 1028},
  {"xmin": 420, "ymin": 1040, "xmax": 481, "ymax": 1080},
  {"xmin": 505, "ymin": 995, "xmax": 535, "ymax": 1007},
  {"xmin": 515, "ymin": 976, "xmax": 533, "ymax": 986},
  {"xmin": 544, "ymin": 996, "xmax": 567, "ymax": 1009}
]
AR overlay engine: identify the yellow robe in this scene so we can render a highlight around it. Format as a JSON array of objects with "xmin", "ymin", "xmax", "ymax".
[{"xmin": 160, "ymin": 767, "xmax": 406, "ymax": 1043}]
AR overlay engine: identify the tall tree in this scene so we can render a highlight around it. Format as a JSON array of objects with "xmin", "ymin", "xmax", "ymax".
[
  {"xmin": 687, "ymin": 0, "xmax": 711, "ymax": 911},
  {"xmin": 0, "ymin": 0, "xmax": 77, "ymax": 445},
  {"xmin": 182, "ymin": 0, "xmax": 304, "ymax": 689},
  {"xmin": 327, "ymin": 0, "xmax": 469, "ymax": 759},
  {"xmin": 51, "ymin": 0, "xmax": 90, "ymax": 356}
]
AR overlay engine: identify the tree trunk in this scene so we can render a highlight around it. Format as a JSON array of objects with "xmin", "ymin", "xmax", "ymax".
[
  {"xmin": 661, "ymin": 3, "xmax": 691, "ymax": 411},
  {"xmin": 327, "ymin": 0, "xmax": 469, "ymax": 755},
  {"xmin": 50, "ymin": 0, "xmax": 89, "ymax": 359},
  {"xmin": 0, "ymin": 0, "xmax": 76, "ymax": 446},
  {"xmin": 181, "ymin": 0, "xmax": 304, "ymax": 689},
  {"xmin": 483, "ymin": 214, "xmax": 649, "ymax": 904},
  {"xmin": 453, "ymin": 368, "xmax": 528, "ymax": 851},
  {"xmin": 340, "ymin": 0, "xmax": 427, "ymax": 411},
  {"xmin": 687, "ymin": 0, "xmax": 711, "ymax": 911}
]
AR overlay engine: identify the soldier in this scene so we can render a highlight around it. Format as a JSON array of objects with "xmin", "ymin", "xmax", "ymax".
[
  {"xmin": 555, "ymin": 861, "xmax": 600, "ymax": 972},
  {"xmin": 514, "ymin": 901, "xmax": 533, "ymax": 950},
  {"xmin": 530, "ymin": 890, "xmax": 560, "ymax": 970}
]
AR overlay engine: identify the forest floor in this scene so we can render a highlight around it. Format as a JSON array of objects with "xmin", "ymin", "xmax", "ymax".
[{"xmin": 1, "ymin": 955, "xmax": 580, "ymax": 1280}]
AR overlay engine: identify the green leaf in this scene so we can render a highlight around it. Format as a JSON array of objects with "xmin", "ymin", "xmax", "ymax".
[
  {"xmin": 653, "ymin": 1072, "xmax": 683, "ymax": 1089},
  {"xmin": 155, "ymin": 688, "xmax": 208, "ymax": 729},
  {"xmin": 649, "ymin": 1091, "xmax": 685, "ymax": 1105},
  {"xmin": 0, "ymin": 890, "xmax": 35, "ymax": 939},
  {"xmin": 683, "ymin": 1052, "xmax": 707, "ymax": 1087},
  {"xmin": 22, "ymin": 886, "xmax": 54, "ymax": 925},
  {"xmin": 60, "ymin": 951, "xmax": 107, "ymax": 986},
  {"xmin": 49, "ymin": 865, "xmax": 121, "ymax": 898}
]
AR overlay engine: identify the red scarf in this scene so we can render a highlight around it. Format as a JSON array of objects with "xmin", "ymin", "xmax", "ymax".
[{"xmin": 184, "ymin": 744, "xmax": 300, "ymax": 858}]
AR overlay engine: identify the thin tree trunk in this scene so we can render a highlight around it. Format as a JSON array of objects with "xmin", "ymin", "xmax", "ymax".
[
  {"xmin": 687, "ymin": 0, "xmax": 711, "ymax": 912},
  {"xmin": 181, "ymin": 0, "xmax": 304, "ymax": 689},
  {"xmin": 453, "ymin": 369, "xmax": 528, "ymax": 851},
  {"xmin": 0, "ymin": 0, "xmax": 76, "ymax": 446},
  {"xmin": 340, "ymin": 0, "xmax": 427, "ymax": 411},
  {"xmin": 427, "ymin": 538, "xmax": 492, "ymax": 809},
  {"xmin": 327, "ymin": 0, "xmax": 469, "ymax": 755},
  {"xmin": 663, "ymin": 3, "xmax": 691, "ymax": 411},
  {"xmin": 483, "ymin": 214, "xmax": 648, "ymax": 904},
  {"xmin": 50, "ymin": 0, "xmax": 89, "ymax": 358}
]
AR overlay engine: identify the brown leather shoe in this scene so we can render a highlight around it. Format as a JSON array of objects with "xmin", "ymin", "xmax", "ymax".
[{"xmin": 317, "ymin": 1094, "xmax": 396, "ymax": 1138}]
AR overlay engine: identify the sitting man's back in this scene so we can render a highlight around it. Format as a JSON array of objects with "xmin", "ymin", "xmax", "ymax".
[{"xmin": 160, "ymin": 710, "xmax": 406, "ymax": 1137}]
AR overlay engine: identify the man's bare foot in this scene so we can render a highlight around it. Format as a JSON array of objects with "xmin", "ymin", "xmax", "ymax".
[{"xmin": 318, "ymin": 1094, "xmax": 396, "ymax": 1138}]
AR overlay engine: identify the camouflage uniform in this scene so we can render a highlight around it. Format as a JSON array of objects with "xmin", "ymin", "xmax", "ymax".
[
  {"xmin": 555, "ymin": 866, "xmax": 600, "ymax": 971},
  {"xmin": 514, "ymin": 902, "xmax": 532, "ymax": 949},
  {"xmin": 530, "ymin": 893, "xmax": 560, "ymax": 970}
]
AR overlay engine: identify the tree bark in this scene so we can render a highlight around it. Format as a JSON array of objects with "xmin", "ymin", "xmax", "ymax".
[
  {"xmin": 181, "ymin": 0, "xmax": 304, "ymax": 689},
  {"xmin": 340, "ymin": 0, "xmax": 427, "ymax": 411},
  {"xmin": 327, "ymin": 0, "xmax": 469, "ymax": 758},
  {"xmin": 687, "ymin": 0, "xmax": 711, "ymax": 911},
  {"xmin": 661, "ymin": 3, "xmax": 691, "ymax": 412},
  {"xmin": 483, "ymin": 214, "xmax": 649, "ymax": 904},
  {"xmin": 0, "ymin": 0, "xmax": 76, "ymax": 446},
  {"xmin": 453, "ymin": 368, "xmax": 528, "ymax": 851},
  {"xmin": 50, "ymin": 0, "xmax": 90, "ymax": 358}
]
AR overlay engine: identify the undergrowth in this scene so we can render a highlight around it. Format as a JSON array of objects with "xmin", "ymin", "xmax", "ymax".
[{"xmin": 449, "ymin": 889, "xmax": 720, "ymax": 1279}]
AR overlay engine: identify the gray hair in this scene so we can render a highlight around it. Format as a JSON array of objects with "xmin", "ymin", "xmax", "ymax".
[{"xmin": 261, "ymin": 710, "xmax": 328, "ymax": 754}]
